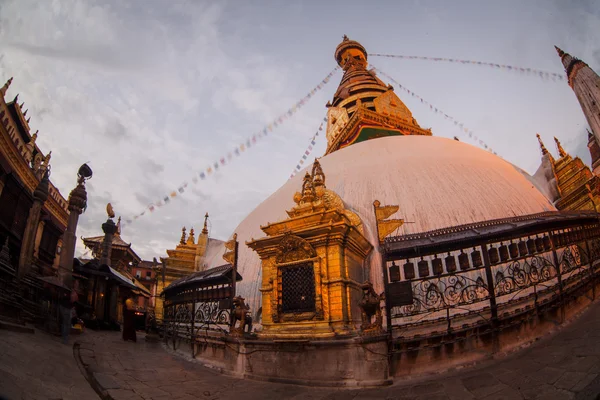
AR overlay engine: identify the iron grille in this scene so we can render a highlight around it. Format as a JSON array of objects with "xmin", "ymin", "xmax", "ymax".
[{"xmin": 281, "ymin": 263, "xmax": 316, "ymax": 313}]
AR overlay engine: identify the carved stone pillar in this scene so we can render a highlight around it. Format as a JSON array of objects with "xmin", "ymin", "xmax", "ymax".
[
  {"xmin": 59, "ymin": 168, "xmax": 90, "ymax": 287},
  {"xmin": 17, "ymin": 172, "xmax": 49, "ymax": 278},
  {"xmin": 33, "ymin": 221, "xmax": 45, "ymax": 259},
  {"xmin": 99, "ymin": 218, "xmax": 117, "ymax": 266}
]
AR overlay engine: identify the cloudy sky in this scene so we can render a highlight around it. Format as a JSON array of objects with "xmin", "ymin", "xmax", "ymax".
[{"xmin": 0, "ymin": 0, "xmax": 598, "ymax": 260}]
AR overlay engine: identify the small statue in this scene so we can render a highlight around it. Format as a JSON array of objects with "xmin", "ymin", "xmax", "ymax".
[
  {"xmin": 358, "ymin": 281, "xmax": 384, "ymax": 334},
  {"xmin": 106, "ymin": 203, "xmax": 115, "ymax": 219},
  {"xmin": 231, "ymin": 296, "xmax": 252, "ymax": 336},
  {"xmin": 32, "ymin": 154, "xmax": 42, "ymax": 172},
  {"xmin": 41, "ymin": 151, "xmax": 51, "ymax": 170}
]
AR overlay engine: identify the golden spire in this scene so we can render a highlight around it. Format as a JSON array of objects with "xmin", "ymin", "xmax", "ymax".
[
  {"xmin": 187, "ymin": 227, "xmax": 195, "ymax": 245},
  {"xmin": 325, "ymin": 36, "xmax": 430, "ymax": 155},
  {"xmin": 116, "ymin": 217, "xmax": 122, "ymax": 236},
  {"xmin": 311, "ymin": 158, "xmax": 325, "ymax": 188},
  {"xmin": 301, "ymin": 172, "xmax": 316, "ymax": 203},
  {"xmin": 202, "ymin": 212, "xmax": 209, "ymax": 235},
  {"xmin": 180, "ymin": 226, "xmax": 187, "ymax": 244},
  {"xmin": 554, "ymin": 137, "xmax": 567, "ymax": 158},
  {"xmin": 536, "ymin": 133, "xmax": 549, "ymax": 155},
  {"xmin": 0, "ymin": 77, "xmax": 12, "ymax": 97}
]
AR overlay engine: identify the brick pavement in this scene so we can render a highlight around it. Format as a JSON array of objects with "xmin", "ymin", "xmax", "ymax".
[{"xmin": 0, "ymin": 329, "xmax": 98, "ymax": 400}]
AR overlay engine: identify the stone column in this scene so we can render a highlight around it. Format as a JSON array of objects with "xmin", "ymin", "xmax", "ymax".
[
  {"xmin": 17, "ymin": 172, "xmax": 49, "ymax": 278},
  {"xmin": 99, "ymin": 218, "xmax": 117, "ymax": 266},
  {"xmin": 59, "ymin": 175, "xmax": 88, "ymax": 287}
]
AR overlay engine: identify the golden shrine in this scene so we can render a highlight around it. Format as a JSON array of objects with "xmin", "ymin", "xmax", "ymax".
[
  {"xmin": 247, "ymin": 159, "xmax": 373, "ymax": 338},
  {"xmin": 155, "ymin": 213, "xmax": 223, "ymax": 319},
  {"xmin": 536, "ymin": 134, "xmax": 600, "ymax": 211}
]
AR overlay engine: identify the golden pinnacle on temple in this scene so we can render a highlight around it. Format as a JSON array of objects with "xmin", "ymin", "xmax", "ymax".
[
  {"xmin": 334, "ymin": 35, "xmax": 368, "ymax": 70},
  {"xmin": 202, "ymin": 212, "xmax": 209, "ymax": 234},
  {"xmin": 180, "ymin": 226, "xmax": 186, "ymax": 244},
  {"xmin": 555, "ymin": 45, "xmax": 565, "ymax": 58},
  {"xmin": 554, "ymin": 137, "xmax": 567, "ymax": 158},
  {"xmin": 536, "ymin": 133, "xmax": 548, "ymax": 155}
]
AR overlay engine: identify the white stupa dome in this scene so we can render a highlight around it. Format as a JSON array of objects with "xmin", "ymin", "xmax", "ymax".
[{"xmin": 210, "ymin": 135, "xmax": 556, "ymax": 316}]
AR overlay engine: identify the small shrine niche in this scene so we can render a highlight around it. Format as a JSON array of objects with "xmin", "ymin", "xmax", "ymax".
[{"xmin": 246, "ymin": 159, "xmax": 373, "ymax": 338}]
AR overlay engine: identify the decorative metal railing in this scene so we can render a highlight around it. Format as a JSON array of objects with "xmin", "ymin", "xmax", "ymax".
[
  {"xmin": 163, "ymin": 283, "xmax": 233, "ymax": 352},
  {"xmin": 383, "ymin": 213, "xmax": 600, "ymax": 345}
]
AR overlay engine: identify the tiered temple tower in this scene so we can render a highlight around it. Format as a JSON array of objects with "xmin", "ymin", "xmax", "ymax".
[
  {"xmin": 325, "ymin": 36, "xmax": 431, "ymax": 154},
  {"xmin": 555, "ymin": 47, "xmax": 600, "ymax": 145}
]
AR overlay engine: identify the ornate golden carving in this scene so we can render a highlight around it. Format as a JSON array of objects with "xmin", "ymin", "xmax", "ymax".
[
  {"xmin": 373, "ymin": 90, "xmax": 414, "ymax": 123},
  {"xmin": 326, "ymin": 106, "xmax": 349, "ymax": 143},
  {"xmin": 275, "ymin": 234, "xmax": 316, "ymax": 264},
  {"xmin": 222, "ymin": 233, "xmax": 238, "ymax": 264},
  {"xmin": 373, "ymin": 200, "xmax": 404, "ymax": 243}
]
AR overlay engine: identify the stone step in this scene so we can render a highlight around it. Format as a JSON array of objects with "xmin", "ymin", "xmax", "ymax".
[{"xmin": 0, "ymin": 320, "xmax": 35, "ymax": 334}]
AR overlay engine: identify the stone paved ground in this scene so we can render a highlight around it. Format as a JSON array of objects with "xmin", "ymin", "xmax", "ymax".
[
  {"xmin": 77, "ymin": 299, "xmax": 600, "ymax": 400},
  {"xmin": 4, "ymin": 298, "xmax": 600, "ymax": 400},
  {"xmin": 0, "ymin": 329, "xmax": 98, "ymax": 400}
]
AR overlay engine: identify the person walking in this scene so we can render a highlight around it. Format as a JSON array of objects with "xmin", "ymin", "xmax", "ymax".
[
  {"xmin": 122, "ymin": 292, "xmax": 137, "ymax": 342},
  {"xmin": 58, "ymin": 289, "xmax": 72, "ymax": 345}
]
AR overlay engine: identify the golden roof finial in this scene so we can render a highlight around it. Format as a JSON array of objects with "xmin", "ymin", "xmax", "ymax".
[
  {"xmin": 187, "ymin": 227, "xmax": 195, "ymax": 245},
  {"xmin": 334, "ymin": 35, "xmax": 367, "ymax": 69},
  {"xmin": 202, "ymin": 212, "xmax": 209, "ymax": 234},
  {"xmin": 116, "ymin": 216, "xmax": 122, "ymax": 236},
  {"xmin": 180, "ymin": 226, "xmax": 187, "ymax": 244},
  {"xmin": 536, "ymin": 133, "xmax": 549, "ymax": 155},
  {"xmin": 311, "ymin": 158, "xmax": 325, "ymax": 188},
  {"xmin": 554, "ymin": 136, "xmax": 567, "ymax": 158},
  {"xmin": 301, "ymin": 172, "xmax": 316, "ymax": 203}
]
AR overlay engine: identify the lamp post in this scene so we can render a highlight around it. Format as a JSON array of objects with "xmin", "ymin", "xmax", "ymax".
[{"xmin": 59, "ymin": 164, "xmax": 92, "ymax": 288}]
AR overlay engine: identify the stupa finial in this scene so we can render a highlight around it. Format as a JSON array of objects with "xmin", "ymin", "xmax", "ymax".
[
  {"xmin": 536, "ymin": 133, "xmax": 549, "ymax": 155},
  {"xmin": 554, "ymin": 137, "xmax": 567, "ymax": 158},
  {"xmin": 180, "ymin": 226, "xmax": 187, "ymax": 244},
  {"xmin": 202, "ymin": 212, "xmax": 209, "ymax": 234},
  {"xmin": 187, "ymin": 227, "xmax": 195, "ymax": 245}
]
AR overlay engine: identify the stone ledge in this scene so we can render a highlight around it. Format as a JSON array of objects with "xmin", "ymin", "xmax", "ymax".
[
  {"xmin": 73, "ymin": 341, "xmax": 113, "ymax": 400},
  {"xmin": 0, "ymin": 320, "xmax": 34, "ymax": 334}
]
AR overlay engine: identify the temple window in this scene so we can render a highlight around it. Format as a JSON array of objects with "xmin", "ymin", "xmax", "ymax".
[{"xmin": 280, "ymin": 262, "xmax": 316, "ymax": 313}]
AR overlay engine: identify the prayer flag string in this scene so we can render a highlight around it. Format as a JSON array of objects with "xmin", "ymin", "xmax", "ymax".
[
  {"xmin": 372, "ymin": 66, "xmax": 501, "ymax": 157},
  {"xmin": 288, "ymin": 118, "xmax": 326, "ymax": 180},
  {"xmin": 369, "ymin": 53, "xmax": 565, "ymax": 82},
  {"xmin": 121, "ymin": 67, "xmax": 340, "ymax": 227}
]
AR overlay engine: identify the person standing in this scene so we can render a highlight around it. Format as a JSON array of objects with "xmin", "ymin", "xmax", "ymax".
[
  {"xmin": 122, "ymin": 292, "xmax": 137, "ymax": 342},
  {"xmin": 58, "ymin": 289, "xmax": 72, "ymax": 345}
]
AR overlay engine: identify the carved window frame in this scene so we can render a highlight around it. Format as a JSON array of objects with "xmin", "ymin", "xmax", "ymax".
[{"xmin": 271, "ymin": 234, "xmax": 324, "ymax": 323}]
